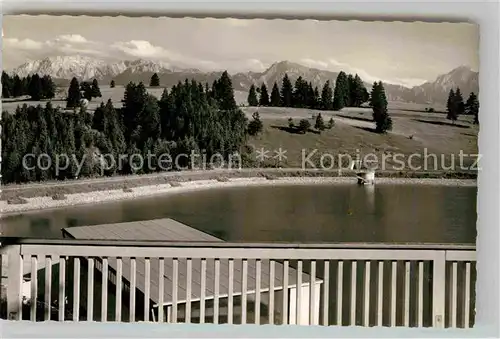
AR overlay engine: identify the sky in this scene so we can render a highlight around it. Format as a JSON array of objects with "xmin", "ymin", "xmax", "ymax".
[{"xmin": 2, "ymin": 15, "xmax": 479, "ymax": 87}]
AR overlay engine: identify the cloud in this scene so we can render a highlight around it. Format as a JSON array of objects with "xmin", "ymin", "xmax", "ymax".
[
  {"xmin": 111, "ymin": 40, "xmax": 223, "ymax": 71},
  {"xmin": 4, "ymin": 38, "xmax": 44, "ymax": 50},
  {"xmin": 298, "ymin": 57, "xmax": 426, "ymax": 88},
  {"xmin": 300, "ymin": 58, "xmax": 329, "ymax": 70},
  {"xmin": 301, "ymin": 57, "xmax": 385, "ymax": 84},
  {"xmin": 327, "ymin": 58, "xmax": 387, "ymax": 84},
  {"xmin": 54, "ymin": 34, "xmax": 88, "ymax": 43},
  {"xmin": 245, "ymin": 59, "xmax": 267, "ymax": 72},
  {"xmin": 5, "ymin": 35, "xmax": 96, "ymax": 54},
  {"xmin": 196, "ymin": 60, "xmax": 220, "ymax": 70},
  {"xmin": 111, "ymin": 40, "xmax": 173, "ymax": 59}
]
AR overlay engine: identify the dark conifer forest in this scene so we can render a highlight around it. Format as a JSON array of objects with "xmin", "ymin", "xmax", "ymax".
[{"xmin": 1, "ymin": 71, "xmax": 248, "ymax": 184}]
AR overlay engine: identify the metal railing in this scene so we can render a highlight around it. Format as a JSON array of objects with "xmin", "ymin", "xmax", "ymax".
[{"xmin": 0, "ymin": 240, "xmax": 476, "ymax": 328}]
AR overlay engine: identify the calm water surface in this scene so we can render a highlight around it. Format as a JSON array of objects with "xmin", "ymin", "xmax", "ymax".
[{"xmin": 0, "ymin": 184, "xmax": 477, "ymax": 244}]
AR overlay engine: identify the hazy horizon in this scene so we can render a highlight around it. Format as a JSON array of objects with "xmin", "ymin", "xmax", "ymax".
[{"xmin": 3, "ymin": 15, "xmax": 479, "ymax": 87}]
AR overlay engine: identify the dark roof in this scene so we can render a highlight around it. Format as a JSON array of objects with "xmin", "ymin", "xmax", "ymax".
[{"xmin": 63, "ymin": 218, "xmax": 321, "ymax": 307}]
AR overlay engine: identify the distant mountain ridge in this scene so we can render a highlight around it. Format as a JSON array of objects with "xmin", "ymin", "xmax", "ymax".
[{"xmin": 10, "ymin": 56, "xmax": 479, "ymax": 105}]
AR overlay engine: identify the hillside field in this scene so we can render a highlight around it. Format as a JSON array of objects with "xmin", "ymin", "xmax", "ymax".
[{"xmin": 245, "ymin": 107, "xmax": 478, "ymax": 170}]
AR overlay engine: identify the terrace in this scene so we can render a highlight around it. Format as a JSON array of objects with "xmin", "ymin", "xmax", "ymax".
[{"xmin": 0, "ymin": 235, "xmax": 476, "ymax": 328}]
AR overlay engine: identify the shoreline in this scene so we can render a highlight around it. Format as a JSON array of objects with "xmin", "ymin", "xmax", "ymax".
[{"xmin": 0, "ymin": 176, "xmax": 477, "ymax": 216}]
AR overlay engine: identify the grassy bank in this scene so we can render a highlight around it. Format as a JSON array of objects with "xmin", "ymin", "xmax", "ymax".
[{"xmin": 1, "ymin": 169, "xmax": 476, "ymax": 202}]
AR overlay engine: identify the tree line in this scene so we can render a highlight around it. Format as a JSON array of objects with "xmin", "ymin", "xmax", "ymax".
[
  {"xmin": 2, "ymin": 71, "xmax": 56, "ymax": 101},
  {"xmin": 247, "ymin": 71, "xmax": 369, "ymax": 111},
  {"xmin": 1, "ymin": 71, "xmax": 248, "ymax": 184},
  {"xmin": 446, "ymin": 88, "xmax": 479, "ymax": 124}
]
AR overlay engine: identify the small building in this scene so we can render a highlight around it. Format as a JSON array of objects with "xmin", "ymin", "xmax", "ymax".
[{"xmin": 59, "ymin": 218, "xmax": 322, "ymax": 325}]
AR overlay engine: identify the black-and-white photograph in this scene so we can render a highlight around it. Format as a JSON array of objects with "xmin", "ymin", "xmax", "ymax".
[{"xmin": 1, "ymin": 15, "xmax": 478, "ymax": 328}]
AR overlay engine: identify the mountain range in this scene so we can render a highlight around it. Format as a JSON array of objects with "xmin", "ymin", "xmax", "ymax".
[{"xmin": 10, "ymin": 55, "xmax": 479, "ymax": 105}]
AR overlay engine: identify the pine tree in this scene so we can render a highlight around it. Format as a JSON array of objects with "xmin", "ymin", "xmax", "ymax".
[
  {"xmin": 446, "ymin": 89, "xmax": 455, "ymax": 120},
  {"xmin": 92, "ymin": 102, "xmax": 107, "ymax": 132},
  {"xmin": 292, "ymin": 77, "xmax": 309, "ymax": 108},
  {"xmin": 320, "ymin": 80, "xmax": 333, "ymax": 110},
  {"xmin": 371, "ymin": 81, "xmax": 392, "ymax": 133},
  {"xmin": 307, "ymin": 82, "xmax": 317, "ymax": 109},
  {"xmin": 352, "ymin": 74, "xmax": 368, "ymax": 107},
  {"xmin": 447, "ymin": 88, "xmax": 464, "ymax": 123},
  {"xmin": 347, "ymin": 74, "xmax": 355, "ymax": 107},
  {"xmin": 298, "ymin": 119, "xmax": 311, "ymax": 134},
  {"xmin": 28, "ymin": 73, "xmax": 43, "ymax": 101},
  {"xmin": 270, "ymin": 82, "xmax": 281, "ymax": 106},
  {"xmin": 40, "ymin": 75, "xmax": 56, "ymax": 99},
  {"xmin": 67, "ymin": 77, "xmax": 81, "ymax": 108},
  {"xmin": 2, "ymin": 71, "xmax": 12, "ymax": 98},
  {"xmin": 205, "ymin": 82, "xmax": 210, "ymax": 97},
  {"xmin": 122, "ymin": 82, "xmax": 148, "ymax": 144},
  {"xmin": 280, "ymin": 73, "xmax": 293, "ymax": 107},
  {"xmin": 25, "ymin": 75, "xmax": 32, "ymax": 96},
  {"xmin": 158, "ymin": 88, "xmax": 173, "ymax": 139},
  {"xmin": 465, "ymin": 92, "xmax": 479, "ymax": 124},
  {"xmin": 314, "ymin": 113, "xmax": 326, "ymax": 132},
  {"xmin": 150, "ymin": 73, "xmax": 160, "ymax": 87},
  {"xmin": 80, "ymin": 82, "xmax": 93, "ymax": 101},
  {"xmin": 454, "ymin": 88, "xmax": 465, "ymax": 117},
  {"xmin": 139, "ymin": 94, "xmax": 162, "ymax": 143},
  {"xmin": 248, "ymin": 112, "xmax": 263, "ymax": 136},
  {"xmin": 91, "ymin": 79, "xmax": 102, "ymax": 98},
  {"xmin": 247, "ymin": 84, "xmax": 258, "ymax": 106},
  {"xmin": 313, "ymin": 86, "xmax": 320, "ymax": 109},
  {"xmin": 259, "ymin": 83, "xmax": 269, "ymax": 106},
  {"xmin": 214, "ymin": 71, "xmax": 237, "ymax": 110},
  {"xmin": 13, "ymin": 75, "xmax": 24, "ymax": 97},
  {"xmin": 332, "ymin": 71, "xmax": 349, "ymax": 111},
  {"xmin": 110, "ymin": 80, "xmax": 116, "ymax": 88}
]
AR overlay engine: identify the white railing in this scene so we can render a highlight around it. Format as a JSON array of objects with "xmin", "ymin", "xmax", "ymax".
[{"xmin": 0, "ymin": 240, "xmax": 476, "ymax": 328}]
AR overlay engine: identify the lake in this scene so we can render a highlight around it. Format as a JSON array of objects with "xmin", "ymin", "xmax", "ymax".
[{"xmin": 0, "ymin": 183, "xmax": 477, "ymax": 244}]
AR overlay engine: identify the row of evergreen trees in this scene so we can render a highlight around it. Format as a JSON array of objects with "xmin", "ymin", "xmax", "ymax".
[
  {"xmin": 446, "ymin": 88, "xmax": 479, "ymax": 124},
  {"xmin": 247, "ymin": 72, "xmax": 369, "ymax": 111},
  {"xmin": 2, "ymin": 71, "xmax": 56, "ymax": 100},
  {"xmin": 1, "ymin": 71, "xmax": 248, "ymax": 184}
]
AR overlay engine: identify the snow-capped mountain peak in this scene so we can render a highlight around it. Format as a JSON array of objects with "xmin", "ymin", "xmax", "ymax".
[
  {"xmin": 434, "ymin": 65, "xmax": 475, "ymax": 88},
  {"xmin": 11, "ymin": 55, "xmax": 173, "ymax": 80},
  {"xmin": 121, "ymin": 59, "xmax": 171, "ymax": 74},
  {"xmin": 12, "ymin": 55, "xmax": 112, "ymax": 80}
]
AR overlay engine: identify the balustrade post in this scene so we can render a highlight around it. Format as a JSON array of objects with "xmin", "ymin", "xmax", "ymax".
[
  {"xmin": 6, "ymin": 245, "xmax": 23, "ymax": 320},
  {"xmin": 432, "ymin": 251, "xmax": 446, "ymax": 328}
]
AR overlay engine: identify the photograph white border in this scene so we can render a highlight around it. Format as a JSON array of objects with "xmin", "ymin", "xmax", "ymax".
[{"xmin": 1, "ymin": 0, "xmax": 498, "ymax": 337}]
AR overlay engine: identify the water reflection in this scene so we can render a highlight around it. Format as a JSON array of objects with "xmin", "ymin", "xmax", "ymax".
[
  {"xmin": 364, "ymin": 185, "xmax": 375, "ymax": 213},
  {"xmin": 0, "ymin": 184, "xmax": 477, "ymax": 244}
]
